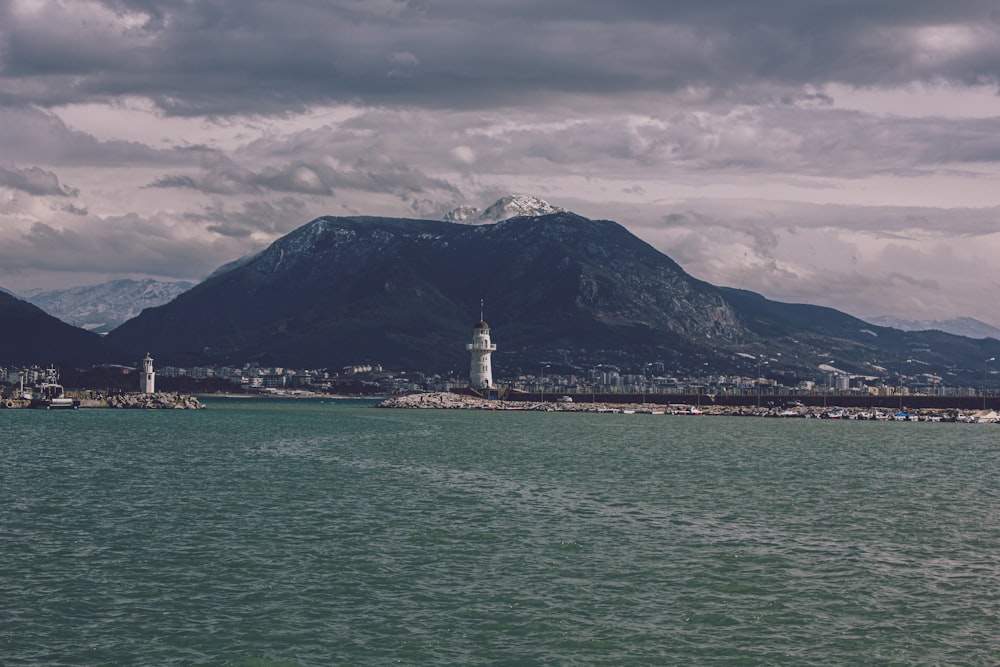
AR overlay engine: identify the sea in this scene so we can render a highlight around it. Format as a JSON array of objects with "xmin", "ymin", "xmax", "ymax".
[{"xmin": 2, "ymin": 397, "xmax": 999, "ymax": 666}]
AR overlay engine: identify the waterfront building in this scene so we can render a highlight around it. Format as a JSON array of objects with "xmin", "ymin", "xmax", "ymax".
[
  {"xmin": 139, "ymin": 353, "xmax": 155, "ymax": 394},
  {"xmin": 466, "ymin": 313, "xmax": 497, "ymax": 389}
]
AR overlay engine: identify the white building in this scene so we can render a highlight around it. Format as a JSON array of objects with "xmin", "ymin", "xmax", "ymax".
[
  {"xmin": 139, "ymin": 353, "xmax": 156, "ymax": 393},
  {"xmin": 466, "ymin": 319, "xmax": 497, "ymax": 389}
]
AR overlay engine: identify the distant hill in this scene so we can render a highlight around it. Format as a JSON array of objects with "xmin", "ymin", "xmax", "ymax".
[
  {"xmin": 865, "ymin": 315, "xmax": 1000, "ymax": 340},
  {"xmin": 714, "ymin": 287, "xmax": 1000, "ymax": 381},
  {"xmin": 23, "ymin": 279, "xmax": 194, "ymax": 334},
  {"xmin": 104, "ymin": 206, "xmax": 1000, "ymax": 385},
  {"xmin": 0, "ymin": 291, "xmax": 111, "ymax": 366}
]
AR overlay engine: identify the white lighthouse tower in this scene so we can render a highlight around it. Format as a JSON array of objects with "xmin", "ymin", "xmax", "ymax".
[
  {"xmin": 139, "ymin": 353, "xmax": 156, "ymax": 394},
  {"xmin": 466, "ymin": 301, "xmax": 497, "ymax": 389}
]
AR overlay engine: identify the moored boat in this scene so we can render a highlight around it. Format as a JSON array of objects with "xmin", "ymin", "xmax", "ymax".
[{"xmin": 29, "ymin": 382, "xmax": 78, "ymax": 410}]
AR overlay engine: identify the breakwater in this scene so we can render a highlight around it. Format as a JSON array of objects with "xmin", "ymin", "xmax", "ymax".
[
  {"xmin": 461, "ymin": 389, "xmax": 1000, "ymax": 411},
  {"xmin": 2, "ymin": 392, "xmax": 205, "ymax": 409},
  {"xmin": 378, "ymin": 391, "xmax": 999, "ymax": 421}
]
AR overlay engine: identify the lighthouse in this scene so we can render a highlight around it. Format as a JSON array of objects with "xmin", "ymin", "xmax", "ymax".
[
  {"xmin": 466, "ymin": 303, "xmax": 497, "ymax": 389},
  {"xmin": 139, "ymin": 353, "xmax": 156, "ymax": 394}
]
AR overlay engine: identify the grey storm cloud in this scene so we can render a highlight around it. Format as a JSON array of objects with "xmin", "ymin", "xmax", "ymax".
[
  {"xmin": 636, "ymin": 200, "xmax": 1000, "ymax": 239},
  {"xmin": 186, "ymin": 198, "xmax": 310, "ymax": 239},
  {"xmin": 151, "ymin": 157, "xmax": 461, "ymax": 198},
  {"xmin": 0, "ymin": 213, "xmax": 245, "ymax": 280},
  {"xmin": 0, "ymin": 165, "xmax": 77, "ymax": 196},
  {"xmin": 248, "ymin": 104, "xmax": 1000, "ymax": 180},
  {"xmin": 4, "ymin": 0, "xmax": 1000, "ymax": 115},
  {"xmin": 0, "ymin": 106, "xmax": 187, "ymax": 167},
  {"xmin": 4, "ymin": 0, "xmax": 1000, "ymax": 325}
]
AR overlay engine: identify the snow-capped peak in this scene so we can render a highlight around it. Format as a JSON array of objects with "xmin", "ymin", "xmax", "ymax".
[{"xmin": 443, "ymin": 195, "xmax": 565, "ymax": 225}]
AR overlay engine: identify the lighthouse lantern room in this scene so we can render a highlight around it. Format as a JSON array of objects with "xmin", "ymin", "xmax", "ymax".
[{"xmin": 466, "ymin": 302, "xmax": 497, "ymax": 389}]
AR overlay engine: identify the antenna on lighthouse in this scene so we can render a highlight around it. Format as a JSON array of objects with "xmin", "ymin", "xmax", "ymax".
[{"xmin": 480, "ymin": 298, "xmax": 485, "ymax": 322}]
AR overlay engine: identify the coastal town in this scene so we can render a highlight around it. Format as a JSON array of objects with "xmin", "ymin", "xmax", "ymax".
[
  {"xmin": 1, "ymin": 356, "xmax": 995, "ymax": 407},
  {"xmin": 4, "ymin": 318, "xmax": 1000, "ymax": 420}
]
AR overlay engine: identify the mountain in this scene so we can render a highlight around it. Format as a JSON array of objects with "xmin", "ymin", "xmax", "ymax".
[
  {"xmin": 0, "ymin": 291, "xmax": 111, "ymax": 366},
  {"xmin": 105, "ymin": 207, "xmax": 1000, "ymax": 384},
  {"xmin": 24, "ymin": 279, "xmax": 194, "ymax": 334},
  {"xmin": 205, "ymin": 253, "xmax": 261, "ymax": 280},
  {"xmin": 106, "ymin": 211, "xmax": 744, "ymax": 371},
  {"xmin": 864, "ymin": 315, "xmax": 1000, "ymax": 340},
  {"xmin": 443, "ymin": 194, "xmax": 564, "ymax": 225}
]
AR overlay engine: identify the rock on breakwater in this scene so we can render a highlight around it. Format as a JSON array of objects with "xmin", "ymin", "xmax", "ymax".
[
  {"xmin": 378, "ymin": 392, "xmax": 489, "ymax": 410},
  {"xmin": 378, "ymin": 392, "xmax": 671, "ymax": 413},
  {"xmin": 94, "ymin": 392, "xmax": 206, "ymax": 410}
]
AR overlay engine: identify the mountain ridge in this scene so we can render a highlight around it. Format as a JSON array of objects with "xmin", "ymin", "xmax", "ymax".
[
  {"xmin": 103, "ymin": 209, "xmax": 1000, "ymax": 385},
  {"xmin": 864, "ymin": 315, "xmax": 1000, "ymax": 340}
]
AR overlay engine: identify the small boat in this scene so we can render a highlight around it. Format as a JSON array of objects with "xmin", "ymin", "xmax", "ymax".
[{"xmin": 29, "ymin": 382, "xmax": 78, "ymax": 410}]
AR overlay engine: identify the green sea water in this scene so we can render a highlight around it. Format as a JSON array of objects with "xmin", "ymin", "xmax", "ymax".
[{"xmin": 2, "ymin": 398, "xmax": 999, "ymax": 665}]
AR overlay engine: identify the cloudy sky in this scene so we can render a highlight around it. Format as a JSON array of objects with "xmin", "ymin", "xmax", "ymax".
[{"xmin": 4, "ymin": 1, "xmax": 1000, "ymax": 326}]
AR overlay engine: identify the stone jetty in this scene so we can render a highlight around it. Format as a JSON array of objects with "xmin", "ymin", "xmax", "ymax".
[
  {"xmin": 377, "ymin": 392, "xmax": 994, "ymax": 422},
  {"xmin": 377, "ymin": 392, "xmax": 710, "ymax": 413},
  {"xmin": 1, "ymin": 391, "xmax": 206, "ymax": 409}
]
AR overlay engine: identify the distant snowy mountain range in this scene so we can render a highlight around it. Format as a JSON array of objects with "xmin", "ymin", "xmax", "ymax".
[
  {"xmin": 21, "ymin": 279, "xmax": 194, "ymax": 334},
  {"xmin": 863, "ymin": 316, "xmax": 1000, "ymax": 340}
]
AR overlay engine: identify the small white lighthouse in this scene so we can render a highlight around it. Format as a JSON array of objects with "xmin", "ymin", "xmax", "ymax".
[
  {"xmin": 139, "ymin": 353, "xmax": 156, "ymax": 394},
  {"xmin": 466, "ymin": 301, "xmax": 497, "ymax": 389}
]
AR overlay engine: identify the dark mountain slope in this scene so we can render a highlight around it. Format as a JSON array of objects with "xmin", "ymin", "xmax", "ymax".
[
  {"xmin": 0, "ymin": 291, "xmax": 111, "ymax": 366},
  {"xmin": 107, "ymin": 217, "xmax": 466, "ymax": 369},
  {"xmin": 424, "ymin": 214, "xmax": 744, "ymax": 351},
  {"xmin": 719, "ymin": 287, "xmax": 1000, "ymax": 379}
]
